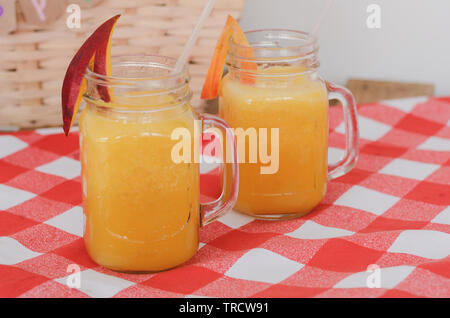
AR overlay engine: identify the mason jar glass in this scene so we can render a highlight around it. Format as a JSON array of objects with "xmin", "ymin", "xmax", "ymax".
[
  {"xmin": 80, "ymin": 55, "xmax": 238, "ymax": 272},
  {"xmin": 220, "ymin": 29, "xmax": 359, "ymax": 220}
]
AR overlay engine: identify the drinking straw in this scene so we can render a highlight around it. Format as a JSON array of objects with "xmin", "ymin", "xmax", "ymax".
[
  {"xmin": 311, "ymin": 0, "xmax": 335, "ymax": 35},
  {"xmin": 173, "ymin": 0, "xmax": 217, "ymax": 74}
]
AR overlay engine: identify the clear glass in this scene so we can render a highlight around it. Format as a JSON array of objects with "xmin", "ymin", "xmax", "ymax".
[
  {"xmin": 80, "ymin": 55, "xmax": 238, "ymax": 272},
  {"xmin": 220, "ymin": 29, "xmax": 359, "ymax": 220}
]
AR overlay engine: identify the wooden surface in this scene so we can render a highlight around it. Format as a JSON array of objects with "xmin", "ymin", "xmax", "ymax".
[{"xmin": 346, "ymin": 79, "xmax": 435, "ymax": 104}]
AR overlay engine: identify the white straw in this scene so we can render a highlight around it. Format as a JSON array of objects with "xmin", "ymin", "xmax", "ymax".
[
  {"xmin": 173, "ymin": 0, "xmax": 217, "ymax": 73},
  {"xmin": 311, "ymin": 0, "xmax": 335, "ymax": 35}
]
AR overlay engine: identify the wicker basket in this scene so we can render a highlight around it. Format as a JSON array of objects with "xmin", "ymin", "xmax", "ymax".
[{"xmin": 0, "ymin": 0, "xmax": 245, "ymax": 130}]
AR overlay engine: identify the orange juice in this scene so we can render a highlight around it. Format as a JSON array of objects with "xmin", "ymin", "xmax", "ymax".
[
  {"xmin": 220, "ymin": 66, "xmax": 329, "ymax": 217},
  {"xmin": 80, "ymin": 98, "xmax": 200, "ymax": 272},
  {"xmin": 79, "ymin": 55, "xmax": 239, "ymax": 272},
  {"xmin": 79, "ymin": 55, "xmax": 240, "ymax": 271}
]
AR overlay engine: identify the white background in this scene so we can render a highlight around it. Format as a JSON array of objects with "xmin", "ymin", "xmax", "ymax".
[{"xmin": 240, "ymin": 0, "xmax": 450, "ymax": 96}]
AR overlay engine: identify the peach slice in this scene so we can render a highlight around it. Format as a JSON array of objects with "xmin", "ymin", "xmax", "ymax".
[
  {"xmin": 61, "ymin": 15, "xmax": 120, "ymax": 136},
  {"xmin": 201, "ymin": 15, "xmax": 256, "ymax": 100},
  {"xmin": 93, "ymin": 19, "xmax": 117, "ymax": 103},
  {"xmin": 229, "ymin": 18, "xmax": 257, "ymax": 85}
]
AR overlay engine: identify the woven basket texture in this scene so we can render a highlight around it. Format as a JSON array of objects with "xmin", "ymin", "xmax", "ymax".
[{"xmin": 0, "ymin": 0, "xmax": 245, "ymax": 129}]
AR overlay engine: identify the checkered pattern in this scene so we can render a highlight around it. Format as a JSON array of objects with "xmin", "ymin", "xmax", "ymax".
[{"xmin": 1, "ymin": 96, "xmax": 449, "ymax": 298}]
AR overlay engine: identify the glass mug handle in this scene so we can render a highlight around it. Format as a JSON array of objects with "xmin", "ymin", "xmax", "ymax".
[
  {"xmin": 326, "ymin": 81, "xmax": 360, "ymax": 180},
  {"xmin": 200, "ymin": 114, "xmax": 239, "ymax": 226}
]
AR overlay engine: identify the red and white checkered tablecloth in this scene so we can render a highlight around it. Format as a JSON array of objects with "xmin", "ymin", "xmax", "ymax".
[{"xmin": 0, "ymin": 96, "xmax": 449, "ymax": 298}]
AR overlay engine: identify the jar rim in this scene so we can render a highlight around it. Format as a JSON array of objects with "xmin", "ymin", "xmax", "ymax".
[
  {"xmin": 84, "ymin": 54, "xmax": 189, "ymax": 85},
  {"xmin": 227, "ymin": 29, "xmax": 320, "ymax": 77},
  {"xmin": 83, "ymin": 54, "xmax": 192, "ymax": 113},
  {"xmin": 230, "ymin": 29, "xmax": 318, "ymax": 55}
]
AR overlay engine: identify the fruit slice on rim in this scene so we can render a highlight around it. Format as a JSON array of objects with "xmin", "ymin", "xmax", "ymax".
[
  {"xmin": 61, "ymin": 15, "xmax": 120, "ymax": 136},
  {"xmin": 230, "ymin": 19, "xmax": 257, "ymax": 85},
  {"xmin": 93, "ymin": 20, "xmax": 117, "ymax": 103},
  {"xmin": 201, "ymin": 15, "xmax": 256, "ymax": 100}
]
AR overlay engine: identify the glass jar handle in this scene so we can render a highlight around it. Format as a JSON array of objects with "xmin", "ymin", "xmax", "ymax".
[
  {"xmin": 327, "ymin": 81, "xmax": 360, "ymax": 180},
  {"xmin": 200, "ymin": 114, "xmax": 239, "ymax": 226}
]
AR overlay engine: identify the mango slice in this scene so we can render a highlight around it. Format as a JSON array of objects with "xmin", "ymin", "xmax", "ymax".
[
  {"xmin": 201, "ymin": 15, "xmax": 256, "ymax": 100},
  {"xmin": 61, "ymin": 15, "xmax": 120, "ymax": 136}
]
